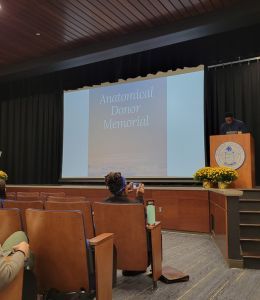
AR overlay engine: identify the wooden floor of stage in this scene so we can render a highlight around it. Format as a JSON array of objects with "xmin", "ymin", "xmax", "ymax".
[{"xmin": 113, "ymin": 231, "xmax": 260, "ymax": 300}]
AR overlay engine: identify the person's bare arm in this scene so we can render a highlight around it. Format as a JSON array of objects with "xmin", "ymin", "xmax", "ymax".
[
  {"xmin": 13, "ymin": 241, "xmax": 30, "ymax": 259},
  {"xmin": 136, "ymin": 183, "xmax": 145, "ymax": 203}
]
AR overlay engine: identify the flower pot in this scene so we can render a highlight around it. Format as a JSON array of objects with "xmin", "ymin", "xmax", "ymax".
[
  {"xmin": 218, "ymin": 182, "xmax": 230, "ymax": 189},
  {"xmin": 202, "ymin": 180, "xmax": 214, "ymax": 189}
]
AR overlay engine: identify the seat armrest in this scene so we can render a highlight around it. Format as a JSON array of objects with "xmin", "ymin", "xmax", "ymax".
[
  {"xmin": 147, "ymin": 221, "xmax": 162, "ymax": 285},
  {"xmin": 89, "ymin": 233, "xmax": 114, "ymax": 246},
  {"xmin": 89, "ymin": 233, "xmax": 114, "ymax": 300}
]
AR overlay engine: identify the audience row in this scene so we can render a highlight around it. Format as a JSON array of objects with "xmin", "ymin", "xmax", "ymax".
[{"xmin": 0, "ymin": 172, "xmax": 161, "ymax": 300}]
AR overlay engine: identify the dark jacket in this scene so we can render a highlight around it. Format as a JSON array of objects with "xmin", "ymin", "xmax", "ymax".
[
  {"xmin": 220, "ymin": 119, "xmax": 249, "ymax": 134},
  {"xmin": 104, "ymin": 195, "xmax": 143, "ymax": 204}
]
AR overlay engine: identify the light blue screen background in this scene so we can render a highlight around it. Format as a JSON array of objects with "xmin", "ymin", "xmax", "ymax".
[
  {"xmin": 62, "ymin": 69, "xmax": 205, "ymax": 178},
  {"xmin": 62, "ymin": 89, "xmax": 89, "ymax": 178},
  {"xmin": 167, "ymin": 71, "xmax": 205, "ymax": 176}
]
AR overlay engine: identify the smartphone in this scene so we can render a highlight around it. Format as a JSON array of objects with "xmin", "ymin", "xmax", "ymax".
[{"xmin": 132, "ymin": 182, "xmax": 140, "ymax": 189}]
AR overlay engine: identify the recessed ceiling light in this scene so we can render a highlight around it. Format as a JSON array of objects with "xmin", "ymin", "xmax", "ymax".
[{"xmin": 35, "ymin": 32, "xmax": 41, "ymax": 36}]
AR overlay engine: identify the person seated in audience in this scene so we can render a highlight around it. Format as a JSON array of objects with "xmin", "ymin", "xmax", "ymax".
[
  {"xmin": 104, "ymin": 172, "xmax": 147, "ymax": 277},
  {"xmin": 104, "ymin": 172, "xmax": 144, "ymax": 203},
  {"xmin": 0, "ymin": 231, "xmax": 37, "ymax": 299},
  {"xmin": 0, "ymin": 179, "xmax": 6, "ymax": 200}
]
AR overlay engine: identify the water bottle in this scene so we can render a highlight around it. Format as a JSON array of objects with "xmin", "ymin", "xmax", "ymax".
[{"xmin": 146, "ymin": 200, "xmax": 156, "ymax": 225}]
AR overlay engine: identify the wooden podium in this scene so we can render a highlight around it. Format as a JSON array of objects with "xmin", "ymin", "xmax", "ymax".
[{"xmin": 210, "ymin": 133, "xmax": 255, "ymax": 188}]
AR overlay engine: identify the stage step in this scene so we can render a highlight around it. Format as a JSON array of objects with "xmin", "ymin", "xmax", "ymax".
[
  {"xmin": 243, "ymin": 253, "xmax": 260, "ymax": 269},
  {"xmin": 240, "ymin": 224, "xmax": 260, "ymax": 239},
  {"xmin": 240, "ymin": 199, "xmax": 260, "ymax": 211},
  {"xmin": 240, "ymin": 239, "xmax": 260, "ymax": 253},
  {"xmin": 240, "ymin": 211, "xmax": 260, "ymax": 224},
  {"xmin": 241, "ymin": 191, "xmax": 260, "ymax": 200},
  {"xmin": 240, "ymin": 198, "xmax": 260, "ymax": 202},
  {"xmin": 239, "ymin": 194, "xmax": 260, "ymax": 269}
]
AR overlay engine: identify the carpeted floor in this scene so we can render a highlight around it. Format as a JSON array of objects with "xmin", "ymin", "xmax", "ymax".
[{"xmin": 112, "ymin": 231, "xmax": 260, "ymax": 300}]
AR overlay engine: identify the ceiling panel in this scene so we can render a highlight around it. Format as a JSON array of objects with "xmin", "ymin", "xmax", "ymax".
[{"xmin": 0, "ymin": 0, "xmax": 243, "ymax": 67}]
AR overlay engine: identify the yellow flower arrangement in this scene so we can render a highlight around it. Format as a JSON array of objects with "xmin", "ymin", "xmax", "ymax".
[
  {"xmin": 211, "ymin": 166, "xmax": 238, "ymax": 183},
  {"xmin": 0, "ymin": 170, "xmax": 8, "ymax": 181},
  {"xmin": 193, "ymin": 167, "xmax": 214, "ymax": 182},
  {"xmin": 194, "ymin": 166, "xmax": 238, "ymax": 185}
]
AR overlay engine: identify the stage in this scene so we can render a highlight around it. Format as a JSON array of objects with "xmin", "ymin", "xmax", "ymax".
[{"xmin": 6, "ymin": 185, "xmax": 241, "ymax": 234}]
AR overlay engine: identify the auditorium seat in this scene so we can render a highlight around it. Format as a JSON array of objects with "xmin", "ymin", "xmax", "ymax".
[
  {"xmin": 47, "ymin": 196, "xmax": 87, "ymax": 202},
  {"xmin": 5, "ymin": 191, "xmax": 16, "ymax": 200},
  {"xmin": 45, "ymin": 201, "xmax": 95, "ymax": 239},
  {"xmin": 93, "ymin": 202, "xmax": 162, "ymax": 287},
  {"xmin": 3, "ymin": 200, "xmax": 44, "ymax": 232},
  {"xmin": 17, "ymin": 192, "xmax": 40, "ymax": 201},
  {"xmin": 16, "ymin": 195, "xmax": 40, "ymax": 202},
  {"xmin": 26, "ymin": 209, "xmax": 114, "ymax": 299},
  {"xmin": 0, "ymin": 269, "xmax": 23, "ymax": 300},
  {"xmin": 0, "ymin": 208, "xmax": 22, "ymax": 244},
  {"xmin": 40, "ymin": 191, "xmax": 66, "ymax": 201},
  {"xmin": 17, "ymin": 192, "xmax": 40, "ymax": 197}
]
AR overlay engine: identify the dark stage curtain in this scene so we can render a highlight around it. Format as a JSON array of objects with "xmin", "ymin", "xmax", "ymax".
[
  {"xmin": 206, "ymin": 61, "xmax": 260, "ymax": 185},
  {"xmin": 0, "ymin": 84, "xmax": 63, "ymax": 184}
]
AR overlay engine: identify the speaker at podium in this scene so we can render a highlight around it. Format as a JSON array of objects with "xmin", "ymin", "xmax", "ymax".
[{"xmin": 210, "ymin": 133, "xmax": 255, "ymax": 188}]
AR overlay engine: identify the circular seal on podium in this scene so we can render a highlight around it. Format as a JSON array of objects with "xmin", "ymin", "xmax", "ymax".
[{"xmin": 215, "ymin": 142, "xmax": 245, "ymax": 169}]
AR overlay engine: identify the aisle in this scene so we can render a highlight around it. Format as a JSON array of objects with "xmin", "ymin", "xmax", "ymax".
[{"xmin": 112, "ymin": 231, "xmax": 260, "ymax": 300}]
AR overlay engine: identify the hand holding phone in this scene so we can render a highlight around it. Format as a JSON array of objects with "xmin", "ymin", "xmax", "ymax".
[
  {"xmin": 136, "ymin": 183, "xmax": 144, "ymax": 197},
  {"xmin": 132, "ymin": 182, "xmax": 140, "ymax": 189}
]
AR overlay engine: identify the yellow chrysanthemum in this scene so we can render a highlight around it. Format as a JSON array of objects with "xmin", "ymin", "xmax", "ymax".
[{"xmin": 0, "ymin": 170, "xmax": 8, "ymax": 181}]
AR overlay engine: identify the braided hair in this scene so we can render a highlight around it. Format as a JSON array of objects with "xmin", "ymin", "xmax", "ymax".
[{"xmin": 105, "ymin": 172, "xmax": 126, "ymax": 196}]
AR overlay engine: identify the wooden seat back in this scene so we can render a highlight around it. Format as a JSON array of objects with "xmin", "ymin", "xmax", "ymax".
[
  {"xmin": 40, "ymin": 192, "xmax": 66, "ymax": 201},
  {"xmin": 45, "ymin": 201, "xmax": 94, "ymax": 239},
  {"xmin": 16, "ymin": 192, "xmax": 40, "ymax": 201},
  {"xmin": 93, "ymin": 202, "xmax": 148, "ymax": 271},
  {"xmin": 3, "ymin": 200, "xmax": 44, "ymax": 232},
  {"xmin": 0, "ymin": 208, "xmax": 22, "ymax": 244},
  {"xmin": 5, "ymin": 192, "xmax": 16, "ymax": 200},
  {"xmin": 0, "ymin": 269, "xmax": 23, "ymax": 300},
  {"xmin": 26, "ymin": 209, "xmax": 90, "ymax": 293},
  {"xmin": 17, "ymin": 192, "xmax": 40, "ymax": 197},
  {"xmin": 47, "ymin": 196, "xmax": 87, "ymax": 202}
]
